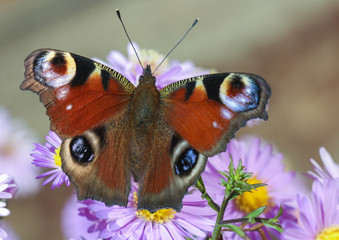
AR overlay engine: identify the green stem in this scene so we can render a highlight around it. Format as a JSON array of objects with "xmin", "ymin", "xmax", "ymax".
[
  {"xmin": 219, "ymin": 217, "xmax": 271, "ymax": 225},
  {"xmin": 195, "ymin": 177, "xmax": 220, "ymax": 212},
  {"xmin": 212, "ymin": 188, "xmax": 232, "ymax": 240}
]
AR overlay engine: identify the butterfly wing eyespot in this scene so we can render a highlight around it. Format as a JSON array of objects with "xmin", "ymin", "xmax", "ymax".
[
  {"xmin": 69, "ymin": 136, "xmax": 95, "ymax": 164},
  {"xmin": 174, "ymin": 148, "xmax": 199, "ymax": 176},
  {"xmin": 219, "ymin": 74, "xmax": 263, "ymax": 113},
  {"xmin": 170, "ymin": 138, "xmax": 206, "ymax": 178},
  {"xmin": 33, "ymin": 51, "xmax": 77, "ymax": 88}
]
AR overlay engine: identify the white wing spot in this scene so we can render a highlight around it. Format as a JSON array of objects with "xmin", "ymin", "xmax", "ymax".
[
  {"xmin": 221, "ymin": 108, "xmax": 233, "ymax": 120},
  {"xmin": 66, "ymin": 104, "xmax": 73, "ymax": 110},
  {"xmin": 213, "ymin": 121, "xmax": 219, "ymax": 128},
  {"xmin": 56, "ymin": 88, "xmax": 69, "ymax": 100}
]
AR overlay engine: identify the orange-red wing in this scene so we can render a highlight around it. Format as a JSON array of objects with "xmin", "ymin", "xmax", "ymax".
[
  {"xmin": 160, "ymin": 73, "xmax": 271, "ymax": 156},
  {"xmin": 21, "ymin": 49, "xmax": 135, "ymax": 138}
]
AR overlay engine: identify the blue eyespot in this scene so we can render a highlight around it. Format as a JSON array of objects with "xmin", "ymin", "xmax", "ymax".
[
  {"xmin": 220, "ymin": 75, "xmax": 260, "ymax": 112},
  {"xmin": 70, "ymin": 136, "xmax": 94, "ymax": 163},
  {"xmin": 175, "ymin": 148, "xmax": 198, "ymax": 176}
]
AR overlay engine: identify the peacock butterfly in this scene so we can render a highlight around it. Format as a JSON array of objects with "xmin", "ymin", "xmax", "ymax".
[{"xmin": 21, "ymin": 47, "xmax": 270, "ymax": 212}]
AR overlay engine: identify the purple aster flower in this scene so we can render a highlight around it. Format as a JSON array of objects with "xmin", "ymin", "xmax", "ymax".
[
  {"xmin": 202, "ymin": 137, "xmax": 305, "ymax": 239},
  {"xmin": 92, "ymin": 42, "xmax": 210, "ymax": 88},
  {"xmin": 0, "ymin": 107, "xmax": 40, "ymax": 196},
  {"xmin": 62, "ymin": 195, "xmax": 105, "ymax": 240},
  {"xmin": 62, "ymin": 183, "xmax": 215, "ymax": 240},
  {"xmin": 308, "ymin": 146, "xmax": 339, "ymax": 182},
  {"xmin": 281, "ymin": 178, "xmax": 339, "ymax": 239},
  {"xmin": 0, "ymin": 174, "xmax": 17, "ymax": 239},
  {"xmin": 0, "ymin": 174, "xmax": 16, "ymax": 217},
  {"xmin": 0, "ymin": 221, "xmax": 20, "ymax": 240},
  {"xmin": 31, "ymin": 131, "xmax": 70, "ymax": 189}
]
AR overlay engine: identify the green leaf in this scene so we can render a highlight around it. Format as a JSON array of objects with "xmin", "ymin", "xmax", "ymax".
[
  {"xmin": 229, "ymin": 192, "xmax": 241, "ymax": 201},
  {"xmin": 245, "ymin": 206, "xmax": 267, "ymax": 218},
  {"xmin": 237, "ymin": 183, "xmax": 253, "ymax": 192},
  {"xmin": 242, "ymin": 172, "xmax": 253, "ymax": 180},
  {"xmin": 220, "ymin": 223, "xmax": 247, "ymax": 238},
  {"xmin": 251, "ymin": 183, "xmax": 267, "ymax": 189},
  {"xmin": 218, "ymin": 171, "xmax": 228, "ymax": 178},
  {"xmin": 236, "ymin": 159, "xmax": 243, "ymax": 172},
  {"xmin": 195, "ymin": 177, "xmax": 206, "ymax": 193},
  {"xmin": 228, "ymin": 156, "xmax": 235, "ymax": 172},
  {"xmin": 220, "ymin": 178, "xmax": 227, "ymax": 186},
  {"xmin": 274, "ymin": 205, "xmax": 284, "ymax": 219},
  {"xmin": 262, "ymin": 222, "xmax": 284, "ymax": 233}
]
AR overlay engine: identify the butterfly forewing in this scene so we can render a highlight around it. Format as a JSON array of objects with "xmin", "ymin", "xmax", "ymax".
[
  {"xmin": 21, "ymin": 49, "xmax": 135, "ymax": 137},
  {"xmin": 160, "ymin": 72, "xmax": 271, "ymax": 156}
]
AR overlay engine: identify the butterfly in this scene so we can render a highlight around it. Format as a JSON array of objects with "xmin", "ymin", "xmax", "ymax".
[{"xmin": 21, "ymin": 48, "xmax": 271, "ymax": 212}]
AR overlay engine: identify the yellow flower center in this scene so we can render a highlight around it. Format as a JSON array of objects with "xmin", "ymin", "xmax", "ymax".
[
  {"xmin": 133, "ymin": 192, "xmax": 176, "ymax": 224},
  {"xmin": 316, "ymin": 225, "xmax": 339, "ymax": 240},
  {"xmin": 54, "ymin": 147, "xmax": 62, "ymax": 167},
  {"xmin": 235, "ymin": 176, "xmax": 271, "ymax": 214}
]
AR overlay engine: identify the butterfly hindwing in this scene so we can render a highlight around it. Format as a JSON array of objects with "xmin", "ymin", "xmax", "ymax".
[
  {"xmin": 160, "ymin": 72, "xmax": 271, "ymax": 156},
  {"xmin": 137, "ymin": 121, "xmax": 207, "ymax": 212},
  {"xmin": 61, "ymin": 122, "xmax": 132, "ymax": 207}
]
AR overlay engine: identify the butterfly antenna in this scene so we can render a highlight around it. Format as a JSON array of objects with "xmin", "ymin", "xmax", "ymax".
[
  {"xmin": 152, "ymin": 18, "xmax": 199, "ymax": 75},
  {"xmin": 116, "ymin": 9, "xmax": 144, "ymax": 69}
]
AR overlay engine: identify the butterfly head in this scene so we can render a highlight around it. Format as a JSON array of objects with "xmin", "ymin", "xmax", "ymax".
[{"xmin": 139, "ymin": 65, "xmax": 155, "ymax": 84}]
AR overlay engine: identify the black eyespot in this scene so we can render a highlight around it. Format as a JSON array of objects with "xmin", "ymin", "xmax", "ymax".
[
  {"xmin": 70, "ymin": 136, "xmax": 94, "ymax": 163},
  {"xmin": 174, "ymin": 148, "xmax": 199, "ymax": 176},
  {"xmin": 231, "ymin": 75, "xmax": 244, "ymax": 90},
  {"xmin": 51, "ymin": 53, "xmax": 66, "ymax": 66}
]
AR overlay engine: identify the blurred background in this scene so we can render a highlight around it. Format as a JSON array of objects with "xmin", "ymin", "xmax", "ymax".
[{"xmin": 0, "ymin": 0, "xmax": 338, "ymax": 239}]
